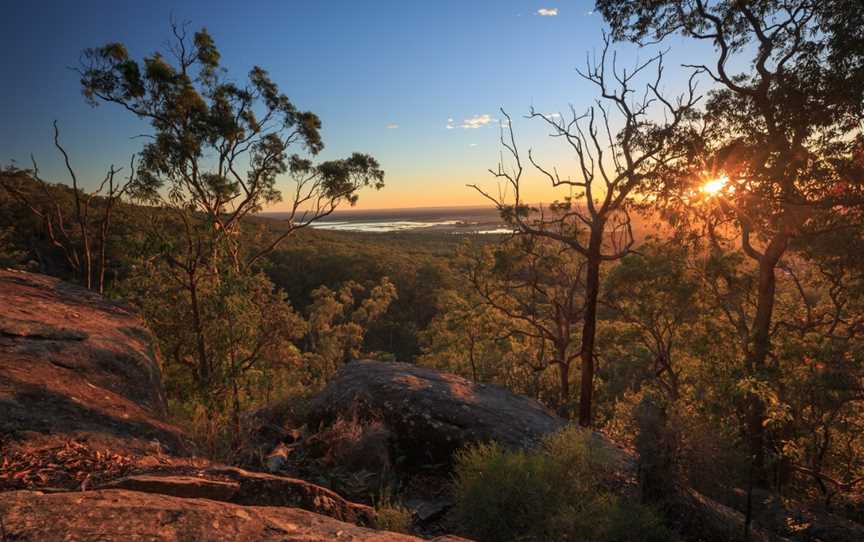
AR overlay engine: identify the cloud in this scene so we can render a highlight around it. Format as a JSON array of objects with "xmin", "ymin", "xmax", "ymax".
[
  {"xmin": 446, "ymin": 117, "xmax": 455, "ymax": 130},
  {"xmin": 461, "ymin": 114, "xmax": 493, "ymax": 129},
  {"xmin": 469, "ymin": 143, "xmax": 478, "ymax": 147},
  {"xmin": 537, "ymin": 8, "xmax": 558, "ymax": 16},
  {"xmin": 386, "ymin": 123, "xmax": 399, "ymax": 129}
]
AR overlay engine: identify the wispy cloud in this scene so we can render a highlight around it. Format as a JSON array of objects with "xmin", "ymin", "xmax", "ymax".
[
  {"xmin": 469, "ymin": 143, "xmax": 478, "ymax": 147},
  {"xmin": 446, "ymin": 117, "xmax": 455, "ymax": 130},
  {"xmin": 386, "ymin": 123, "xmax": 399, "ymax": 129},
  {"xmin": 461, "ymin": 114, "xmax": 493, "ymax": 129},
  {"xmin": 537, "ymin": 8, "xmax": 558, "ymax": 16}
]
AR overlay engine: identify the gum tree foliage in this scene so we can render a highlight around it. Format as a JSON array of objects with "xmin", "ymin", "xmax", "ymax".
[
  {"xmin": 78, "ymin": 23, "xmax": 384, "ymax": 409},
  {"xmin": 419, "ymin": 289, "xmax": 524, "ymax": 388},
  {"xmin": 602, "ymin": 242, "xmax": 699, "ymax": 401},
  {"xmin": 303, "ymin": 277, "xmax": 398, "ymax": 383},
  {"xmin": 465, "ymin": 236, "xmax": 587, "ymax": 412},
  {"xmin": 595, "ymin": 0, "xmax": 864, "ymax": 484}
]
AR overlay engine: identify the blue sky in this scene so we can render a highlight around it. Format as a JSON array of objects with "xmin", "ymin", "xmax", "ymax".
[{"xmin": 1, "ymin": 1, "xmax": 713, "ymax": 209}]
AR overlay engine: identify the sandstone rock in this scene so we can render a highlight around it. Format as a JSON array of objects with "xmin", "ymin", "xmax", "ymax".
[
  {"xmin": 93, "ymin": 467, "xmax": 377, "ymax": 525},
  {"xmin": 97, "ymin": 474, "xmax": 241, "ymax": 501},
  {"xmin": 207, "ymin": 466, "xmax": 376, "ymax": 525},
  {"xmin": 0, "ymin": 270, "xmax": 188, "ymax": 458},
  {"xmin": 306, "ymin": 360, "xmax": 566, "ymax": 466},
  {"xmin": 0, "ymin": 273, "xmax": 477, "ymax": 540},
  {"xmin": 0, "ymin": 489, "xmax": 468, "ymax": 541}
]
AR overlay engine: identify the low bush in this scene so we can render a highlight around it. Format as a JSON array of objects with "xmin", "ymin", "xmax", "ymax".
[
  {"xmin": 374, "ymin": 492, "xmax": 413, "ymax": 534},
  {"xmin": 452, "ymin": 426, "xmax": 677, "ymax": 542}
]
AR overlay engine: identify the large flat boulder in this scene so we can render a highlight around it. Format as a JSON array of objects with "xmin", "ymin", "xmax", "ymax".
[
  {"xmin": 306, "ymin": 360, "xmax": 566, "ymax": 465},
  {"xmin": 0, "ymin": 270, "xmax": 193, "ymax": 495},
  {"xmin": 0, "ymin": 489, "xmax": 468, "ymax": 541},
  {"xmin": 0, "ymin": 270, "xmax": 187, "ymax": 459}
]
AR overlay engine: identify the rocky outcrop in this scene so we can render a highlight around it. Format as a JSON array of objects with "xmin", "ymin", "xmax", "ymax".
[
  {"xmin": 96, "ymin": 467, "xmax": 376, "ymax": 525},
  {"xmin": 306, "ymin": 360, "xmax": 566, "ymax": 465},
  {"xmin": 0, "ymin": 269, "xmax": 188, "ymax": 457},
  {"xmin": 0, "ymin": 489, "xmax": 469, "ymax": 541},
  {"xmin": 0, "ymin": 271, "xmax": 432, "ymax": 539},
  {"xmin": 97, "ymin": 474, "xmax": 241, "ymax": 500}
]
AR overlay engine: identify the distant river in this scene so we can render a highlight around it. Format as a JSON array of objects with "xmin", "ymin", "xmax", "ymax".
[{"xmin": 261, "ymin": 207, "xmax": 513, "ymax": 234}]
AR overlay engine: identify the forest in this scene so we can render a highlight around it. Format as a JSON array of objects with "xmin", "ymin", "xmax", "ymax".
[{"xmin": 1, "ymin": 1, "xmax": 862, "ymax": 541}]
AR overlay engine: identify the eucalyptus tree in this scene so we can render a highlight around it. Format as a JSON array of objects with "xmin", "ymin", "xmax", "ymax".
[
  {"xmin": 471, "ymin": 36, "xmax": 698, "ymax": 426},
  {"xmin": 78, "ymin": 22, "xmax": 384, "ymax": 408},
  {"xmin": 603, "ymin": 242, "xmax": 699, "ymax": 401},
  {"xmin": 466, "ymin": 235, "xmax": 587, "ymax": 412},
  {"xmin": 304, "ymin": 277, "xmax": 397, "ymax": 383},
  {"xmin": 595, "ymin": 0, "xmax": 864, "ymax": 484}
]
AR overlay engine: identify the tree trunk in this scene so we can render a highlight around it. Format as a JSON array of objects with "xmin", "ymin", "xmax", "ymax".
[
  {"xmin": 468, "ymin": 333, "xmax": 479, "ymax": 382},
  {"xmin": 97, "ymin": 222, "xmax": 108, "ymax": 294},
  {"xmin": 578, "ymin": 227, "xmax": 603, "ymax": 427},
  {"xmin": 558, "ymin": 361, "xmax": 570, "ymax": 408},
  {"xmin": 188, "ymin": 273, "xmax": 211, "ymax": 400},
  {"xmin": 745, "ymin": 232, "xmax": 788, "ymax": 486}
]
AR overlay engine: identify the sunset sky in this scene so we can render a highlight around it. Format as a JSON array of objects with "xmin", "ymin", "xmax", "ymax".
[{"xmin": 1, "ymin": 0, "xmax": 713, "ymax": 210}]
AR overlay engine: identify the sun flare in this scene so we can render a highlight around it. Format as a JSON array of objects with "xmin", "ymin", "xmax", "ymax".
[{"xmin": 701, "ymin": 175, "xmax": 729, "ymax": 195}]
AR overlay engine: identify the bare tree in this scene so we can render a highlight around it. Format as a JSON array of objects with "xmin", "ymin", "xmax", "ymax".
[
  {"xmin": 470, "ymin": 36, "xmax": 698, "ymax": 426},
  {"xmin": 466, "ymin": 236, "xmax": 586, "ymax": 412},
  {"xmin": 0, "ymin": 122, "xmax": 133, "ymax": 293}
]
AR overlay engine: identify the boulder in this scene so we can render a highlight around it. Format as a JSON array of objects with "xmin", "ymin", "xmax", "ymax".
[
  {"xmin": 0, "ymin": 489, "xmax": 470, "ymax": 541},
  {"xmin": 95, "ymin": 468, "xmax": 376, "ymax": 525},
  {"xmin": 306, "ymin": 360, "xmax": 566, "ymax": 466},
  {"xmin": 209, "ymin": 466, "xmax": 376, "ymax": 525},
  {"xmin": 0, "ymin": 269, "xmax": 188, "ymax": 459}
]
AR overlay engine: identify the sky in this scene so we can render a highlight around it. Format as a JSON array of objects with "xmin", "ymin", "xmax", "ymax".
[{"xmin": 1, "ymin": 1, "xmax": 714, "ymax": 210}]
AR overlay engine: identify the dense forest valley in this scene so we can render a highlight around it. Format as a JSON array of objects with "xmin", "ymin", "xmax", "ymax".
[{"xmin": 1, "ymin": 1, "xmax": 863, "ymax": 541}]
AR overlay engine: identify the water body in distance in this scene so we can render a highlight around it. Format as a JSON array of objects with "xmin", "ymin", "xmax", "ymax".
[{"xmin": 260, "ymin": 206, "xmax": 513, "ymax": 234}]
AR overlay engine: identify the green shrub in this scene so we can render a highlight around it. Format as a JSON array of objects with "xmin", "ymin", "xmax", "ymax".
[
  {"xmin": 374, "ymin": 491, "xmax": 412, "ymax": 534},
  {"xmin": 452, "ymin": 426, "xmax": 677, "ymax": 542}
]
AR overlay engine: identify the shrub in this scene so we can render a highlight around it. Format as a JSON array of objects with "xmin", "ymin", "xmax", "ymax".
[
  {"xmin": 374, "ymin": 495, "xmax": 412, "ymax": 534},
  {"xmin": 452, "ymin": 426, "xmax": 677, "ymax": 542}
]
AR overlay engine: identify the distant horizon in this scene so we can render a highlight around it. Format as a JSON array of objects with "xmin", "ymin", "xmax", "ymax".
[
  {"xmin": 2, "ymin": 0, "xmax": 716, "ymax": 210},
  {"xmin": 260, "ymin": 202, "xmax": 497, "ymax": 215}
]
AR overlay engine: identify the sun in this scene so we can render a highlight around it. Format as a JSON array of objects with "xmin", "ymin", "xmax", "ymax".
[{"xmin": 701, "ymin": 175, "xmax": 729, "ymax": 196}]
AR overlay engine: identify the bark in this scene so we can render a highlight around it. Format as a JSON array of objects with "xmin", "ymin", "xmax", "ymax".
[
  {"xmin": 745, "ymin": 231, "xmax": 789, "ymax": 485},
  {"xmin": 188, "ymin": 272, "xmax": 211, "ymax": 400},
  {"xmin": 558, "ymin": 359, "xmax": 570, "ymax": 408},
  {"xmin": 578, "ymin": 226, "xmax": 604, "ymax": 427}
]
